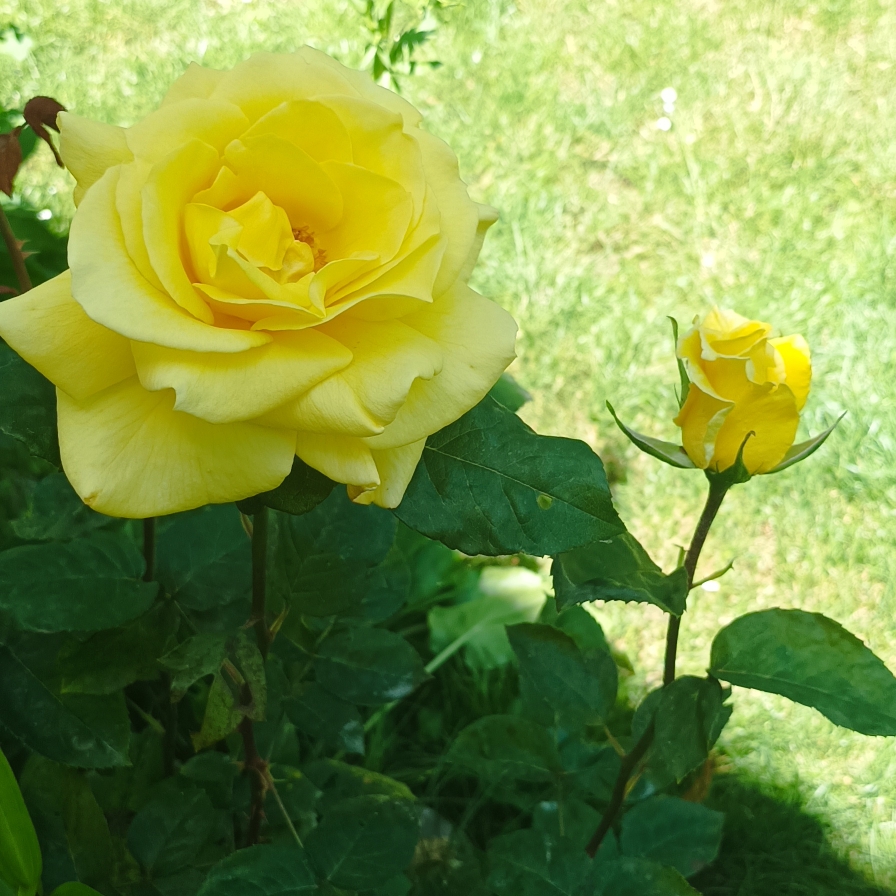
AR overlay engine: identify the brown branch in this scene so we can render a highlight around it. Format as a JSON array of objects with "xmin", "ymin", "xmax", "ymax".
[{"xmin": 0, "ymin": 204, "xmax": 30, "ymax": 293}]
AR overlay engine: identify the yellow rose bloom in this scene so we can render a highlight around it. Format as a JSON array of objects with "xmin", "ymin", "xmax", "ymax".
[
  {"xmin": 0, "ymin": 50, "xmax": 517, "ymax": 517},
  {"xmin": 673, "ymin": 308, "xmax": 811, "ymax": 474}
]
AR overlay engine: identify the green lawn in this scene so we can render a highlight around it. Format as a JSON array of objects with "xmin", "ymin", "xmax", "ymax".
[{"xmin": 4, "ymin": 0, "xmax": 896, "ymax": 889}]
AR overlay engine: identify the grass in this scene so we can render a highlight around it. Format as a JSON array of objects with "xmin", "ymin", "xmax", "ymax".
[{"xmin": 3, "ymin": 0, "xmax": 896, "ymax": 888}]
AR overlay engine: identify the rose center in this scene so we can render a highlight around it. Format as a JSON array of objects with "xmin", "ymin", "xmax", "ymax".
[{"xmin": 293, "ymin": 227, "xmax": 327, "ymax": 272}]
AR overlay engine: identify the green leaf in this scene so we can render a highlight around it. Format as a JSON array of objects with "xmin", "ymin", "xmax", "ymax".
[
  {"xmin": 633, "ymin": 677, "xmax": 730, "ymax": 785},
  {"xmin": 49, "ymin": 885, "xmax": 105, "ymax": 896},
  {"xmin": 487, "ymin": 829, "xmax": 590, "ymax": 895},
  {"xmin": 0, "ymin": 343, "xmax": 59, "ymax": 466},
  {"xmin": 710, "ymin": 609, "xmax": 896, "ymax": 734},
  {"xmin": 306, "ymin": 795, "xmax": 418, "ymax": 890},
  {"xmin": 767, "ymin": 413, "xmax": 845, "ymax": 474},
  {"xmin": 191, "ymin": 674, "xmax": 246, "ymax": 751},
  {"xmin": 507, "ymin": 623, "xmax": 617, "ymax": 728},
  {"xmin": 0, "ymin": 643, "xmax": 129, "ymax": 767},
  {"xmin": 197, "ymin": 844, "xmax": 318, "ymax": 896},
  {"xmin": 620, "ymin": 796, "xmax": 723, "ymax": 879},
  {"xmin": 361, "ymin": 875, "xmax": 411, "ymax": 895},
  {"xmin": 19, "ymin": 757, "xmax": 114, "ymax": 891},
  {"xmin": 156, "ymin": 505, "xmax": 250, "ymax": 612},
  {"xmin": 303, "ymin": 760, "xmax": 413, "ymax": 814},
  {"xmin": 127, "ymin": 785, "xmax": 218, "ymax": 877},
  {"xmin": 314, "ymin": 627, "xmax": 426, "ymax": 706},
  {"xmin": 284, "ymin": 684, "xmax": 364, "ymax": 755},
  {"xmin": 158, "ymin": 633, "xmax": 228, "ymax": 701},
  {"xmin": 11, "ymin": 473, "xmax": 112, "ymax": 542},
  {"xmin": 237, "ymin": 455, "xmax": 336, "ymax": 517},
  {"xmin": 271, "ymin": 490, "xmax": 396, "ymax": 616},
  {"xmin": 0, "ymin": 533, "xmax": 157, "ymax": 633},
  {"xmin": 606, "ymin": 402, "xmax": 695, "ymax": 470},
  {"xmin": 448, "ymin": 715, "xmax": 561, "ymax": 784},
  {"xmin": 178, "ymin": 753, "xmax": 238, "ymax": 811},
  {"xmin": 554, "ymin": 606, "xmax": 612, "ymax": 656},
  {"xmin": 59, "ymin": 603, "xmax": 178, "ymax": 695},
  {"xmin": 532, "ymin": 799, "xmax": 601, "ymax": 851},
  {"xmin": 0, "ymin": 748, "xmax": 40, "ymax": 896},
  {"xmin": 488, "ymin": 372, "xmax": 532, "ymax": 412},
  {"xmin": 394, "ymin": 396, "xmax": 624, "ymax": 556},
  {"xmin": 591, "ymin": 857, "xmax": 700, "ymax": 895},
  {"xmin": 554, "ymin": 533, "xmax": 688, "ymax": 616}
]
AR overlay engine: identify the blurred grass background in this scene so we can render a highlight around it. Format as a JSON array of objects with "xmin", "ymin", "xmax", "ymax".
[{"xmin": 2, "ymin": 0, "xmax": 896, "ymax": 889}]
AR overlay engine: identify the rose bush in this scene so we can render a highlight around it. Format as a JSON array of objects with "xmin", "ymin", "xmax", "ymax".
[
  {"xmin": 0, "ymin": 49, "xmax": 516, "ymax": 517},
  {"xmin": 674, "ymin": 307, "xmax": 811, "ymax": 474}
]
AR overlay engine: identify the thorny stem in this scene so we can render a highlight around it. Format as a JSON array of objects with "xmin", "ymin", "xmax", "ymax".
[
  {"xmin": 0, "ymin": 205, "xmax": 31, "ymax": 293},
  {"xmin": 239, "ymin": 707, "xmax": 269, "ymax": 848},
  {"xmin": 585, "ymin": 476, "xmax": 730, "ymax": 859}
]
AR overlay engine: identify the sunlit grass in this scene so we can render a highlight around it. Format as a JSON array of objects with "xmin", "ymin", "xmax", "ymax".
[{"xmin": 3, "ymin": 0, "xmax": 896, "ymax": 887}]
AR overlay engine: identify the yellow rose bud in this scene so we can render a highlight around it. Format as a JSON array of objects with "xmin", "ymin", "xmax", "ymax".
[
  {"xmin": 0, "ymin": 49, "xmax": 517, "ymax": 517},
  {"xmin": 673, "ymin": 308, "xmax": 811, "ymax": 474}
]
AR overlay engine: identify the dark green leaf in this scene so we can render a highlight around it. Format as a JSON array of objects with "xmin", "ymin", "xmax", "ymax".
[
  {"xmin": 197, "ymin": 844, "xmax": 317, "ymax": 895},
  {"xmin": 554, "ymin": 606, "xmax": 612, "ymax": 656},
  {"xmin": 314, "ymin": 627, "xmax": 426, "ymax": 706},
  {"xmin": 191, "ymin": 674, "xmax": 244, "ymax": 752},
  {"xmin": 767, "ymin": 413, "xmax": 845, "ymax": 474},
  {"xmin": 532, "ymin": 799, "xmax": 601, "ymax": 851},
  {"xmin": 59, "ymin": 603, "xmax": 178, "ymax": 695},
  {"xmin": 632, "ymin": 677, "xmax": 730, "ymax": 785},
  {"xmin": 237, "ymin": 455, "xmax": 336, "ymax": 517},
  {"xmin": 508, "ymin": 623, "xmax": 617, "ymax": 728},
  {"xmin": 487, "ymin": 829, "xmax": 590, "ymax": 895},
  {"xmin": 178, "ymin": 753, "xmax": 238, "ymax": 811},
  {"xmin": 157, "ymin": 505, "xmax": 250, "ymax": 611},
  {"xmin": 306, "ymin": 795, "xmax": 418, "ymax": 889},
  {"xmin": 0, "ymin": 533, "xmax": 157, "ymax": 633},
  {"xmin": 448, "ymin": 715, "xmax": 561, "ymax": 784},
  {"xmin": 0, "ymin": 343, "xmax": 59, "ymax": 465},
  {"xmin": 158, "ymin": 634, "xmax": 228, "ymax": 701},
  {"xmin": 554, "ymin": 533, "xmax": 688, "ymax": 616},
  {"xmin": 303, "ymin": 760, "xmax": 413, "ymax": 814},
  {"xmin": 127, "ymin": 785, "xmax": 217, "ymax": 877},
  {"xmin": 0, "ymin": 643, "xmax": 129, "ymax": 767},
  {"xmin": 284, "ymin": 683, "xmax": 364, "ymax": 755},
  {"xmin": 271, "ymin": 490, "xmax": 396, "ymax": 616},
  {"xmin": 0, "ymin": 747, "xmax": 40, "ymax": 896},
  {"xmin": 394, "ymin": 396, "xmax": 624, "ymax": 556},
  {"xmin": 361, "ymin": 875, "xmax": 411, "ymax": 895},
  {"xmin": 620, "ymin": 796, "xmax": 723, "ymax": 878},
  {"xmin": 488, "ymin": 372, "xmax": 532, "ymax": 412},
  {"xmin": 710, "ymin": 609, "xmax": 896, "ymax": 734},
  {"xmin": 606, "ymin": 402, "xmax": 695, "ymax": 470},
  {"xmin": 590, "ymin": 857, "xmax": 700, "ymax": 895},
  {"xmin": 49, "ymin": 885, "xmax": 105, "ymax": 896},
  {"xmin": 19, "ymin": 756, "xmax": 114, "ymax": 891},
  {"xmin": 12, "ymin": 473, "xmax": 112, "ymax": 541}
]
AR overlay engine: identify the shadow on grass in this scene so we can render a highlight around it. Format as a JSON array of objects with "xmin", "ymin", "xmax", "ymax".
[{"xmin": 692, "ymin": 775, "xmax": 892, "ymax": 896}]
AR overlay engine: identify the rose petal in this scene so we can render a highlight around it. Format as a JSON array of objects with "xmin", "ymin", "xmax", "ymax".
[
  {"xmin": 160, "ymin": 62, "xmax": 226, "ymax": 106},
  {"xmin": 295, "ymin": 431, "xmax": 380, "ymax": 489},
  {"xmin": 770, "ymin": 334, "xmax": 811, "ymax": 412},
  {"xmin": 58, "ymin": 377, "xmax": 296, "ymax": 517},
  {"xmin": 673, "ymin": 385, "xmax": 731, "ymax": 469},
  {"xmin": 57, "ymin": 112, "xmax": 132, "ymax": 206},
  {"xmin": 0, "ymin": 271, "xmax": 135, "ymax": 400},
  {"xmin": 349, "ymin": 439, "xmax": 426, "ymax": 508},
  {"xmin": 242, "ymin": 99, "xmax": 352, "ymax": 164}
]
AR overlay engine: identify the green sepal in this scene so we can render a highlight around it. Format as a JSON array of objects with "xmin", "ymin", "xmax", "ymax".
[
  {"xmin": 668, "ymin": 316, "xmax": 690, "ymax": 409},
  {"xmin": 606, "ymin": 402, "xmax": 695, "ymax": 469},
  {"xmin": 0, "ymin": 748, "xmax": 41, "ymax": 896},
  {"xmin": 766, "ymin": 413, "xmax": 845, "ymax": 474},
  {"xmin": 704, "ymin": 431, "xmax": 753, "ymax": 489}
]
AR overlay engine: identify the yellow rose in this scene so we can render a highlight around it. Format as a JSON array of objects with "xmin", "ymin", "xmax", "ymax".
[
  {"xmin": 0, "ymin": 49, "xmax": 517, "ymax": 517},
  {"xmin": 673, "ymin": 308, "xmax": 811, "ymax": 474}
]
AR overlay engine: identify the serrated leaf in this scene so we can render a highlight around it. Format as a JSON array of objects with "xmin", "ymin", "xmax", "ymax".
[
  {"xmin": 197, "ymin": 844, "xmax": 317, "ymax": 895},
  {"xmin": 237, "ymin": 455, "xmax": 336, "ymax": 517},
  {"xmin": 306, "ymin": 795, "xmax": 418, "ymax": 889},
  {"xmin": 710, "ymin": 609, "xmax": 896, "ymax": 734},
  {"xmin": 508, "ymin": 623, "xmax": 617, "ymax": 728},
  {"xmin": 156, "ymin": 505, "xmax": 250, "ymax": 612},
  {"xmin": 591, "ymin": 857, "xmax": 700, "ymax": 895},
  {"xmin": 620, "ymin": 796, "xmax": 723, "ymax": 879},
  {"xmin": 487, "ymin": 830, "xmax": 590, "ymax": 895},
  {"xmin": 606, "ymin": 402, "xmax": 695, "ymax": 469},
  {"xmin": 394, "ymin": 396, "xmax": 624, "ymax": 556},
  {"xmin": 314, "ymin": 627, "xmax": 426, "ymax": 706},
  {"xmin": 59, "ymin": 603, "xmax": 178, "ymax": 695},
  {"xmin": 284, "ymin": 684, "xmax": 364, "ymax": 755},
  {"xmin": 127, "ymin": 785, "xmax": 217, "ymax": 877},
  {"xmin": 767, "ymin": 413, "xmax": 845, "ymax": 473},
  {"xmin": 0, "ymin": 748, "xmax": 40, "ymax": 896},
  {"xmin": 11, "ymin": 473, "xmax": 113, "ymax": 542},
  {"xmin": 0, "ymin": 533, "xmax": 157, "ymax": 633},
  {"xmin": 0, "ymin": 643, "xmax": 129, "ymax": 767},
  {"xmin": 0, "ymin": 343, "xmax": 59, "ymax": 465},
  {"xmin": 158, "ymin": 634, "xmax": 228, "ymax": 701},
  {"xmin": 449, "ymin": 715, "xmax": 561, "ymax": 784},
  {"xmin": 554, "ymin": 534, "xmax": 688, "ymax": 616},
  {"xmin": 271, "ymin": 490, "xmax": 395, "ymax": 616}
]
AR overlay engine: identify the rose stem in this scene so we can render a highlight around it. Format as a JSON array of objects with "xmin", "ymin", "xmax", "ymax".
[
  {"xmin": 241, "ymin": 506, "xmax": 271, "ymax": 845},
  {"xmin": 585, "ymin": 476, "xmax": 729, "ymax": 859},
  {"xmin": 0, "ymin": 205, "xmax": 31, "ymax": 293},
  {"xmin": 142, "ymin": 517, "xmax": 156, "ymax": 582}
]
